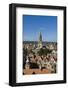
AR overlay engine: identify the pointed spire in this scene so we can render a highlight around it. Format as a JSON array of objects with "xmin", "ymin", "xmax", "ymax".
[
  {"xmin": 39, "ymin": 32, "xmax": 42, "ymax": 42},
  {"xmin": 38, "ymin": 31, "xmax": 43, "ymax": 48}
]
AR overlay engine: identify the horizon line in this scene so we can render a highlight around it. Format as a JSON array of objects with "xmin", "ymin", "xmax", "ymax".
[{"xmin": 23, "ymin": 40, "xmax": 57, "ymax": 43}]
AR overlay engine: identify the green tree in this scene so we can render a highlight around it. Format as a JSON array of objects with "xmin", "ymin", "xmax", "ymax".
[{"xmin": 38, "ymin": 48, "xmax": 52, "ymax": 56}]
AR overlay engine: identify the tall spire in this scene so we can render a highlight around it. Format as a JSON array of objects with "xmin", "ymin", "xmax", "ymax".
[
  {"xmin": 38, "ymin": 32, "xmax": 42, "ymax": 48},
  {"xmin": 39, "ymin": 32, "xmax": 42, "ymax": 42}
]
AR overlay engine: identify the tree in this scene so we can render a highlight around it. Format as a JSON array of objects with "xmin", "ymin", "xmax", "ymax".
[{"xmin": 38, "ymin": 48, "xmax": 52, "ymax": 56}]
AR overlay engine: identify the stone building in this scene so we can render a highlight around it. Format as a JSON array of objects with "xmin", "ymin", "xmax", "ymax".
[{"xmin": 38, "ymin": 32, "xmax": 43, "ymax": 48}]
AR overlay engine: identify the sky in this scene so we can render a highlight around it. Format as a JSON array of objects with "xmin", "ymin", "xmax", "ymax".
[{"xmin": 23, "ymin": 15, "xmax": 57, "ymax": 42}]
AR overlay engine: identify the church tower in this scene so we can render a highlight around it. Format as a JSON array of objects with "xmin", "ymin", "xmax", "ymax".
[{"xmin": 38, "ymin": 32, "xmax": 42, "ymax": 48}]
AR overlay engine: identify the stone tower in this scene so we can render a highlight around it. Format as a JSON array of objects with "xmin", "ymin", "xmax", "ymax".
[{"xmin": 38, "ymin": 32, "xmax": 42, "ymax": 48}]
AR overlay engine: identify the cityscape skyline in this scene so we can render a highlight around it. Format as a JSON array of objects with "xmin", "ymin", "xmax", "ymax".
[{"xmin": 23, "ymin": 15, "xmax": 57, "ymax": 42}]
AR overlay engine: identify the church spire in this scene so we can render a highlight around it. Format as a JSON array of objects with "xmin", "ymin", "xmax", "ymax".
[
  {"xmin": 38, "ymin": 32, "xmax": 42, "ymax": 48},
  {"xmin": 39, "ymin": 32, "xmax": 42, "ymax": 42}
]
